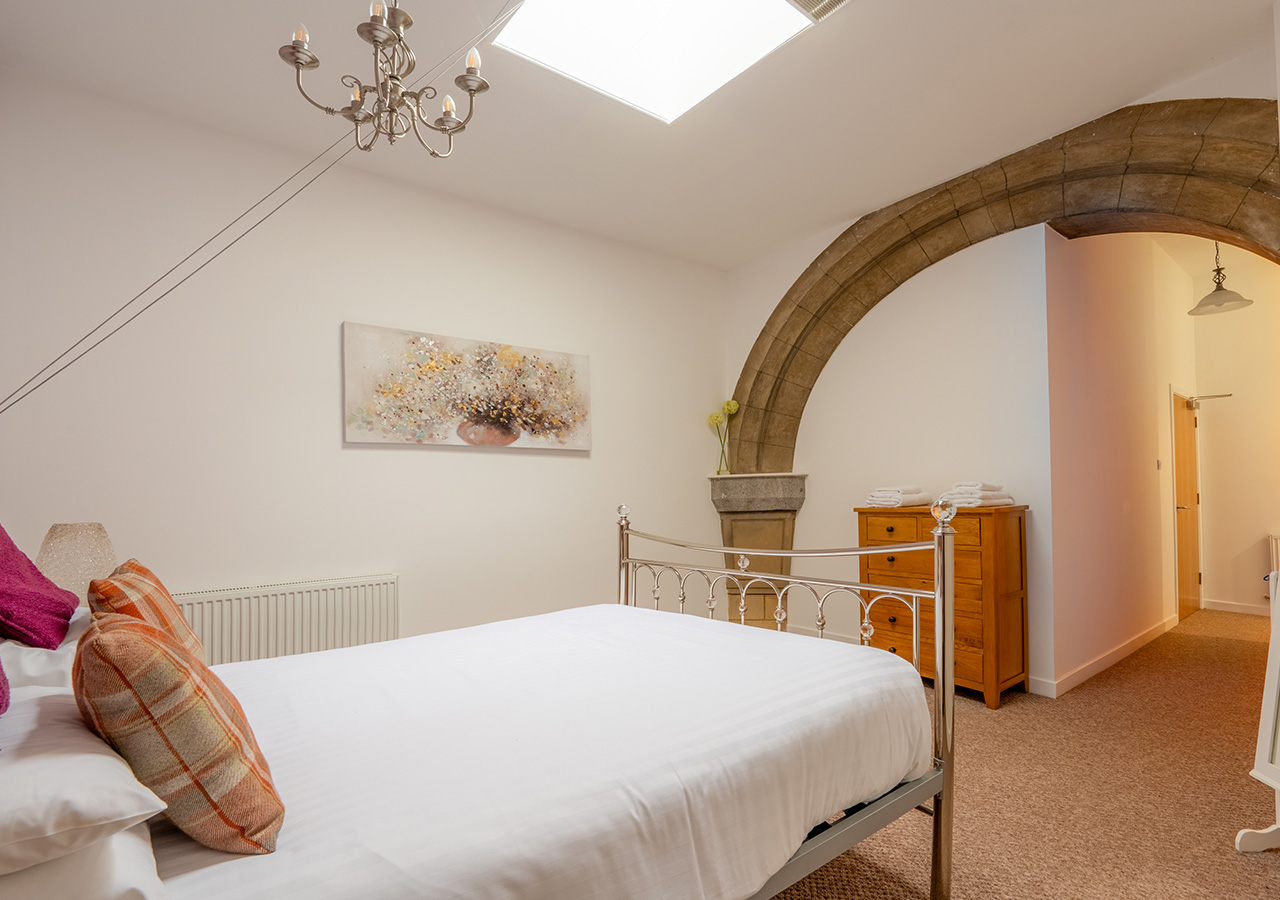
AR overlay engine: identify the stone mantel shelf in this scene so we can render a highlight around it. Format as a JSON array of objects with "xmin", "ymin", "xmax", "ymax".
[{"xmin": 709, "ymin": 473, "xmax": 807, "ymax": 514}]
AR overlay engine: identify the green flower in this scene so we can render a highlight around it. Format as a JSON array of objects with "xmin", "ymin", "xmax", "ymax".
[
  {"xmin": 722, "ymin": 399, "xmax": 739, "ymax": 416},
  {"xmin": 708, "ymin": 412, "xmax": 725, "ymax": 427}
]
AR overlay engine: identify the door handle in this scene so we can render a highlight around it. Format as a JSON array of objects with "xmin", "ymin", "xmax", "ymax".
[{"xmin": 1176, "ymin": 506, "xmax": 1189, "ymax": 510}]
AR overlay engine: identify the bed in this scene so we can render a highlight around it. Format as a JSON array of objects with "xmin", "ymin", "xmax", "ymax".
[{"xmin": 0, "ymin": 504, "xmax": 958, "ymax": 900}]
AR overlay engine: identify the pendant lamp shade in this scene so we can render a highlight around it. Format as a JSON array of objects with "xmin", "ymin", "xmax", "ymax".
[
  {"xmin": 1187, "ymin": 286, "xmax": 1252, "ymax": 315},
  {"xmin": 1189, "ymin": 242, "xmax": 1253, "ymax": 316}
]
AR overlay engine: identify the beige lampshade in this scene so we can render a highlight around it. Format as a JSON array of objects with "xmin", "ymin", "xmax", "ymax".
[{"xmin": 34, "ymin": 523, "xmax": 118, "ymax": 605}]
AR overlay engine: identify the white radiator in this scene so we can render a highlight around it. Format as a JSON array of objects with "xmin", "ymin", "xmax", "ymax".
[{"xmin": 172, "ymin": 574, "xmax": 399, "ymax": 666}]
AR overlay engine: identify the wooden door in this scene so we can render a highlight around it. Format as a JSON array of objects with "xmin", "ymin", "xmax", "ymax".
[{"xmin": 1173, "ymin": 394, "xmax": 1201, "ymax": 619}]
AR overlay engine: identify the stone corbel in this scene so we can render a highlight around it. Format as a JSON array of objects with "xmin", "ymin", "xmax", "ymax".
[{"xmin": 708, "ymin": 473, "xmax": 806, "ymax": 629}]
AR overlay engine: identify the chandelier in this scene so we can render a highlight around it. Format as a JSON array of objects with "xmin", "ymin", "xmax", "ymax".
[{"xmin": 277, "ymin": 1, "xmax": 490, "ymax": 157}]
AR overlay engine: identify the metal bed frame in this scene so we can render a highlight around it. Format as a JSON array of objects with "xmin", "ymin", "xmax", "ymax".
[{"xmin": 616, "ymin": 502, "xmax": 957, "ymax": 900}]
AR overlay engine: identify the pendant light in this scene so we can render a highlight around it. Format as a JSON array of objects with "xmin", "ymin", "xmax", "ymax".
[{"xmin": 1188, "ymin": 242, "xmax": 1253, "ymax": 316}]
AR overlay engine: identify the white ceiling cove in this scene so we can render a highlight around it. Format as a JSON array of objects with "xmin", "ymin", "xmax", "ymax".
[{"xmin": 1, "ymin": 0, "xmax": 1276, "ymax": 269}]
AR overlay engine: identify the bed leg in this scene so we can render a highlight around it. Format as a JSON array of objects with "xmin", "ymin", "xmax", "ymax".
[
  {"xmin": 929, "ymin": 780, "xmax": 953, "ymax": 899},
  {"xmin": 930, "ymin": 502, "xmax": 956, "ymax": 900}
]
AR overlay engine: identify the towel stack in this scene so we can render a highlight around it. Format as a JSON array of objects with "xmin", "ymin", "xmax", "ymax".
[
  {"xmin": 866, "ymin": 485, "xmax": 933, "ymax": 508},
  {"xmin": 938, "ymin": 481, "xmax": 1014, "ymax": 507}
]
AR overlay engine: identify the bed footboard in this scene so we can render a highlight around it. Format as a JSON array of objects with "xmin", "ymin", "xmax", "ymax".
[{"xmin": 616, "ymin": 503, "xmax": 956, "ymax": 900}]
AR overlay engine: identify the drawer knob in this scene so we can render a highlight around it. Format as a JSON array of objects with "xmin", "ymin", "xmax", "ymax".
[
  {"xmin": 888, "ymin": 647, "xmax": 897, "ymax": 654},
  {"xmin": 888, "ymin": 615, "xmax": 897, "ymax": 623},
  {"xmin": 886, "ymin": 555, "xmax": 896, "ymax": 563},
  {"xmin": 885, "ymin": 525, "xmax": 894, "ymax": 533}
]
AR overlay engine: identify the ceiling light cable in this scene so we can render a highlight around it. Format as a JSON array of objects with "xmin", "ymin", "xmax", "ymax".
[
  {"xmin": 0, "ymin": 3, "xmax": 523, "ymax": 419},
  {"xmin": 0, "ymin": 145, "xmax": 358, "ymax": 418},
  {"xmin": 0, "ymin": 131, "xmax": 353, "ymax": 415}
]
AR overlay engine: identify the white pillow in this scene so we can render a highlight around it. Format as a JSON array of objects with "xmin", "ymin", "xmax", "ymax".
[
  {"xmin": 0, "ymin": 691, "xmax": 166, "ymax": 875},
  {"xmin": 0, "ymin": 606, "xmax": 91, "ymax": 691},
  {"xmin": 0, "ymin": 821, "xmax": 165, "ymax": 900}
]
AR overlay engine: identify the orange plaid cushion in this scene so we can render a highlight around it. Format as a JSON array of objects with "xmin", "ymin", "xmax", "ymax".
[
  {"xmin": 88, "ymin": 559, "xmax": 205, "ymax": 664},
  {"xmin": 73, "ymin": 613, "xmax": 284, "ymax": 855}
]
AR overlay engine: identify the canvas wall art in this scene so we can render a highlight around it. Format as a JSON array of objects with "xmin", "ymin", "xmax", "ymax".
[{"xmin": 343, "ymin": 322, "xmax": 591, "ymax": 450}]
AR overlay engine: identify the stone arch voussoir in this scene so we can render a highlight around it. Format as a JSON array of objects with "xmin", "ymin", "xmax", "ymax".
[{"xmin": 730, "ymin": 97, "xmax": 1280, "ymax": 474}]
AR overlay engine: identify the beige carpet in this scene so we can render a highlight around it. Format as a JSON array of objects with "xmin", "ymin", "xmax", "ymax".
[{"xmin": 776, "ymin": 611, "xmax": 1280, "ymax": 899}]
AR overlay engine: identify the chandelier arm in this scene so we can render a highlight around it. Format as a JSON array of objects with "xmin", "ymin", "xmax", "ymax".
[
  {"xmin": 373, "ymin": 43, "xmax": 390, "ymax": 107},
  {"xmin": 295, "ymin": 68, "xmax": 338, "ymax": 115},
  {"xmin": 455, "ymin": 91, "xmax": 479, "ymax": 129},
  {"xmin": 409, "ymin": 112, "xmax": 452, "ymax": 158},
  {"xmin": 353, "ymin": 119, "xmax": 380, "ymax": 152}
]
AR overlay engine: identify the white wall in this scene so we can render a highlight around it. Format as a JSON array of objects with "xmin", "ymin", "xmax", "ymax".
[
  {"xmin": 1044, "ymin": 231, "xmax": 1198, "ymax": 692},
  {"xmin": 0, "ymin": 73, "xmax": 729, "ymax": 638},
  {"xmin": 1189, "ymin": 245, "xmax": 1280, "ymax": 613},
  {"xmin": 772, "ymin": 227, "xmax": 1057, "ymax": 692}
]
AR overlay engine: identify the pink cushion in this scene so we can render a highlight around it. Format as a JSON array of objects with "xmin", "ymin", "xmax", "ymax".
[
  {"xmin": 0, "ymin": 657, "xmax": 8, "ymax": 716},
  {"xmin": 0, "ymin": 524, "xmax": 78, "ymax": 650}
]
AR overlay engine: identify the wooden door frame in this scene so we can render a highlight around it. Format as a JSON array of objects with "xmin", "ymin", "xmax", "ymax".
[{"xmin": 1169, "ymin": 385, "xmax": 1203, "ymax": 619}]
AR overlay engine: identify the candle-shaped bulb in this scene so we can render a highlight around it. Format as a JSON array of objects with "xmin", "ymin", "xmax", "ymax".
[
  {"xmin": 443, "ymin": 95, "xmax": 457, "ymax": 117},
  {"xmin": 294, "ymin": 24, "xmax": 309, "ymax": 44},
  {"xmin": 466, "ymin": 47, "xmax": 482, "ymax": 70},
  {"xmin": 370, "ymin": 2, "xmax": 386, "ymax": 20},
  {"xmin": 351, "ymin": 85, "xmax": 362, "ymax": 104}
]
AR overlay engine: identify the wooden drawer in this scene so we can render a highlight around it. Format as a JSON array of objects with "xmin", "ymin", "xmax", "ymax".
[
  {"xmin": 866, "ymin": 580, "xmax": 983, "ymax": 650},
  {"xmin": 864, "ymin": 515, "xmax": 918, "ymax": 542},
  {"xmin": 867, "ymin": 630, "xmax": 984, "ymax": 684},
  {"xmin": 951, "ymin": 515, "xmax": 982, "ymax": 547},
  {"xmin": 866, "ymin": 575, "xmax": 984, "ymax": 619},
  {"xmin": 866, "ymin": 598, "xmax": 922, "ymax": 641},
  {"xmin": 865, "ymin": 547, "xmax": 981, "ymax": 581},
  {"xmin": 864, "ymin": 512, "xmax": 982, "ymax": 547}
]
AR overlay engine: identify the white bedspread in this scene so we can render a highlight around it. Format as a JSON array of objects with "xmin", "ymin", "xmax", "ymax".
[{"xmin": 153, "ymin": 604, "xmax": 932, "ymax": 900}]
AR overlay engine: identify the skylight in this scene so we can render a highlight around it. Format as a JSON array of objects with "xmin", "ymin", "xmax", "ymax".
[{"xmin": 493, "ymin": 0, "xmax": 812, "ymax": 124}]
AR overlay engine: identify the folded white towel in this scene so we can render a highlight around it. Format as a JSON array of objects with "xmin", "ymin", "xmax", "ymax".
[
  {"xmin": 867, "ymin": 491, "xmax": 933, "ymax": 508},
  {"xmin": 945, "ymin": 495, "xmax": 1014, "ymax": 507},
  {"xmin": 868, "ymin": 485, "xmax": 923, "ymax": 496},
  {"xmin": 952, "ymin": 481, "xmax": 1003, "ymax": 492},
  {"xmin": 939, "ymin": 488, "xmax": 1013, "ymax": 507},
  {"xmin": 940, "ymin": 489, "xmax": 1012, "ymax": 502}
]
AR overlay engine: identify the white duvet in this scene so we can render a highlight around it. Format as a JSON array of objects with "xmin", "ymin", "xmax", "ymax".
[{"xmin": 153, "ymin": 604, "xmax": 932, "ymax": 900}]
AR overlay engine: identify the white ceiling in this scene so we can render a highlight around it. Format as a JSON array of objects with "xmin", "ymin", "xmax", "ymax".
[{"xmin": 1, "ymin": 0, "xmax": 1277, "ymax": 270}]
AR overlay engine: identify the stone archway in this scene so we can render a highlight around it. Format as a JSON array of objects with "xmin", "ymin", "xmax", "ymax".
[{"xmin": 729, "ymin": 97, "xmax": 1280, "ymax": 475}]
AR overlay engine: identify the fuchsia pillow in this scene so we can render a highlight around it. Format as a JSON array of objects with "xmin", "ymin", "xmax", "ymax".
[
  {"xmin": 0, "ymin": 524, "xmax": 78, "ymax": 650},
  {"xmin": 0, "ymin": 657, "xmax": 8, "ymax": 716}
]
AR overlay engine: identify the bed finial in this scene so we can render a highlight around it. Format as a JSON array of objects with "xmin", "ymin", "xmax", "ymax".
[
  {"xmin": 617, "ymin": 504, "xmax": 630, "ymax": 520},
  {"xmin": 930, "ymin": 498, "xmax": 956, "ymax": 525}
]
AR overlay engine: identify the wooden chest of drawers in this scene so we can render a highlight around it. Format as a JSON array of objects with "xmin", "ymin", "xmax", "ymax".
[{"xmin": 856, "ymin": 505, "xmax": 1029, "ymax": 709}]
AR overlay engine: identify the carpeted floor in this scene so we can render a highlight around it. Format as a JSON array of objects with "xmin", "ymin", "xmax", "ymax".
[{"xmin": 776, "ymin": 611, "xmax": 1280, "ymax": 899}]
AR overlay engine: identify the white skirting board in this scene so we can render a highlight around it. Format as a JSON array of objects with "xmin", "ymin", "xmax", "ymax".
[
  {"xmin": 1203, "ymin": 598, "xmax": 1271, "ymax": 616},
  {"xmin": 1029, "ymin": 614, "xmax": 1178, "ymax": 699}
]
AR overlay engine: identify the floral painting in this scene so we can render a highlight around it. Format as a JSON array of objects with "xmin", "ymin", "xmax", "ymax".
[{"xmin": 343, "ymin": 322, "xmax": 591, "ymax": 450}]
